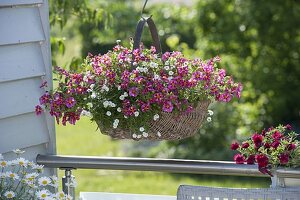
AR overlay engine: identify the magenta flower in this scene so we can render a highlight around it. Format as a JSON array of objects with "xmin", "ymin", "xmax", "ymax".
[
  {"xmin": 252, "ymin": 133, "xmax": 263, "ymax": 148},
  {"xmin": 272, "ymin": 131, "xmax": 283, "ymax": 140},
  {"xmin": 279, "ymin": 153, "xmax": 289, "ymax": 165},
  {"xmin": 39, "ymin": 93, "xmax": 50, "ymax": 105},
  {"xmin": 230, "ymin": 142, "xmax": 239, "ymax": 150},
  {"xmin": 285, "ymin": 124, "xmax": 292, "ymax": 130},
  {"xmin": 241, "ymin": 142, "xmax": 249, "ymax": 149},
  {"xmin": 255, "ymin": 154, "xmax": 269, "ymax": 168},
  {"xmin": 287, "ymin": 143, "xmax": 296, "ymax": 151},
  {"xmin": 141, "ymin": 103, "xmax": 150, "ymax": 112},
  {"xmin": 192, "ymin": 71, "xmax": 203, "ymax": 81},
  {"xmin": 129, "ymin": 87, "xmax": 139, "ymax": 97},
  {"xmin": 271, "ymin": 141, "xmax": 280, "ymax": 149},
  {"xmin": 35, "ymin": 105, "xmax": 43, "ymax": 115},
  {"xmin": 234, "ymin": 154, "xmax": 245, "ymax": 164},
  {"xmin": 246, "ymin": 155, "xmax": 255, "ymax": 165},
  {"xmin": 153, "ymin": 93, "xmax": 163, "ymax": 103},
  {"xmin": 162, "ymin": 101, "xmax": 173, "ymax": 113},
  {"xmin": 65, "ymin": 97, "xmax": 76, "ymax": 108}
]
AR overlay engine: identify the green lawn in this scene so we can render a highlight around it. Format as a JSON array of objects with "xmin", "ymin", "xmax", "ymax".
[{"xmin": 56, "ymin": 117, "xmax": 270, "ymax": 197}]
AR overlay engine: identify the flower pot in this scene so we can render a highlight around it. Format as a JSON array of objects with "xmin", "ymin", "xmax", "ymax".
[{"xmin": 270, "ymin": 168, "xmax": 300, "ymax": 188}]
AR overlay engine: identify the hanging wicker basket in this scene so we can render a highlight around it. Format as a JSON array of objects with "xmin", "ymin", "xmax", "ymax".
[{"xmin": 95, "ymin": 16, "xmax": 211, "ymax": 141}]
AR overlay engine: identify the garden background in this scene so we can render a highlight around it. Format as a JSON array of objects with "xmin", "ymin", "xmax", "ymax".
[{"xmin": 50, "ymin": 0, "xmax": 300, "ymax": 196}]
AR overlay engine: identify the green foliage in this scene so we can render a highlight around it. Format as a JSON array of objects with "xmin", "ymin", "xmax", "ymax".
[{"xmin": 49, "ymin": 0, "xmax": 112, "ymax": 66}]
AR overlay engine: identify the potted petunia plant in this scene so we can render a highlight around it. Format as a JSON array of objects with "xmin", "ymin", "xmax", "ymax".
[{"xmin": 231, "ymin": 124, "xmax": 300, "ymax": 187}]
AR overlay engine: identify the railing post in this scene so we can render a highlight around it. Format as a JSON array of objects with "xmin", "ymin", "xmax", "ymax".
[{"xmin": 62, "ymin": 168, "xmax": 76, "ymax": 199}]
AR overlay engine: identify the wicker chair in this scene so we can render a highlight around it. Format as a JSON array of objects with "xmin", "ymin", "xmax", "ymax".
[{"xmin": 177, "ymin": 185, "xmax": 300, "ymax": 200}]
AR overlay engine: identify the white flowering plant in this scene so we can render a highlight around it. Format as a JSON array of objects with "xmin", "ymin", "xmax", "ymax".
[
  {"xmin": 0, "ymin": 149, "xmax": 73, "ymax": 200},
  {"xmin": 36, "ymin": 42, "xmax": 242, "ymax": 139}
]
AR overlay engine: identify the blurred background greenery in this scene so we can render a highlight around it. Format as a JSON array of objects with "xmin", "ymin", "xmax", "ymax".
[{"xmin": 50, "ymin": 0, "xmax": 299, "ymax": 195}]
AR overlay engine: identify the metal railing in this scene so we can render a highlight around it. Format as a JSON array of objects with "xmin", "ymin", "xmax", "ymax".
[{"xmin": 36, "ymin": 154, "xmax": 300, "ymax": 199}]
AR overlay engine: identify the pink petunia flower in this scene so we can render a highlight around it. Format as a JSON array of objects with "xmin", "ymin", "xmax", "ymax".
[
  {"xmin": 65, "ymin": 97, "xmax": 76, "ymax": 108},
  {"xmin": 162, "ymin": 101, "xmax": 173, "ymax": 113}
]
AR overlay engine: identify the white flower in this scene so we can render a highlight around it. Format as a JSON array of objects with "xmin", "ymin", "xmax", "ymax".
[
  {"xmin": 81, "ymin": 110, "xmax": 92, "ymax": 117},
  {"xmin": 139, "ymin": 127, "xmax": 145, "ymax": 132},
  {"xmin": 207, "ymin": 117, "xmax": 212, "ymax": 122},
  {"xmin": 55, "ymin": 191, "xmax": 66, "ymax": 199},
  {"xmin": 103, "ymin": 101, "xmax": 109, "ymax": 108},
  {"xmin": 153, "ymin": 114, "xmax": 160, "ymax": 121},
  {"xmin": 101, "ymin": 85, "xmax": 109, "ymax": 92},
  {"xmin": 134, "ymin": 111, "xmax": 139, "ymax": 117},
  {"xmin": 123, "ymin": 92, "xmax": 128, "ymax": 97},
  {"xmin": 32, "ymin": 163, "xmax": 44, "ymax": 172},
  {"xmin": 8, "ymin": 160, "xmax": 17, "ymax": 166},
  {"xmin": 142, "ymin": 132, "xmax": 149, "ymax": 137},
  {"xmin": 117, "ymin": 107, "xmax": 122, "ymax": 112},
  {"xmin": 4, "ymin": 191, "xmax": 15, "ymax": 199},
  {"xmin": 124, "ymin": 115, "xmax": 128, "ymax": 119},
  {"xmin": 113, "ymin": 119, "xmax": 119, "ymax": 129},
  {"xmin": 116, "ymin": 39, "xmax": 121, "ymax": 43},
  {"xmin": 91, "ymin": 92, "xmax": 97, "ymax": 99},
  {"xmin": 143, "ymin": 67, "xmax": 148, "ymax": 73},
  {"xmin": 90, "ymin": 84, "xmax": 95, "ymax": 89},
  {"xmin": 117, "ymin": 85, "xmax": 121, "ymax": 90},
  {"xmin": 157, "ymin": 131, "xmax": 162, "ymax": 137},
  {"xmin": 24, "ymin": 179, "xmax": 36, "ymax": 187},
  {"xmin": 208, "ymin": 110, "xmax": 214, "ymax": 116},
  {"xmin": 168, "ymin": 71, "xmax": 174, "ymax": 76},
  {"xmin": 150, "ymin": 62, "xmax": 158, "ymax": 68},
  {"xmin": 119, "ymin": 95, "xmax": 125, "ymax": 100},
  {"xmin": 6, "ymin": 171, "xmax": 19, "ymax": 180},
  {"xmin": 106, "ymin": 111, "xmax": 112, "ymax": 116},
  {"xmin": 110, "ymin": 102, "xmax": 116, "ymax": 107},
  {"xmin": 0, "ymin": 160, "xmax": 7, "ymax": 168},
  {"xmin": 132, "ymin": 134, "xmax": 137, "ymax": 139},
  {"xmin": 13, "ymin": 148, "xmax": 25, "ymax": 155},
  {"xmin": 26, "ymin": 172, "xmax": 39, "ymax": 181},
  {"xmin": 168, "ymin": 76, "xmax": 173, "ymax": 81},
  {"xmin": 36, "ymin": 189, "xmax": 50, "ymax": 200},
  {"xmin": 119, "ymin": 59, "xmax": 123, "ymax": 64},
  {"xmin": 154, "ymin": 74, "xmax": 160, "ymax": 80},
  {"xmin": 137, "ymin": 135, "xmax": 142, "ymax": 139},
  {"xmin": 50, "ymin": 176, "xmax": 59, "ymax": 188},
  {"xmin": 38, "ymin": 176, "xmax": 51, "ymax": 186},
  {"xmin": 0, "ymin": 154, "xmax": 3, "ymax": 160},
  {"xmin": 164, "ymin": 65, "xmax": 170, "ymax": 70},
  {"xmin": 16, "ymin": 157, "xmax": 28, "ymax": 167}
]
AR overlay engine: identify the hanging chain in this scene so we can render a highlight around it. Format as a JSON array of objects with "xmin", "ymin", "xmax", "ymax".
[{"xmin": 141, "ymin": 0, "xmax": 149, "ymax": 17}]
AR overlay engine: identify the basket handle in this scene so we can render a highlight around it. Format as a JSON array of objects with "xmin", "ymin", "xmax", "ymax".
[{"xmin": 132, "ymin": 16, "xmax": 162, "ymax": 55}]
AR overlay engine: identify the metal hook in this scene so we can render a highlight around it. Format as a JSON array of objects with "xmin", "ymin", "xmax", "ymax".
[{"xmin": 141, "ymin": 0, "xmax": 149, "ymax": 16}]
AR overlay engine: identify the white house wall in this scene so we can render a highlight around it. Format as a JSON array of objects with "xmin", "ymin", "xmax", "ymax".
[{"xmin": 0, "ymin": 0, "xmax": 55, "ymax": 170}]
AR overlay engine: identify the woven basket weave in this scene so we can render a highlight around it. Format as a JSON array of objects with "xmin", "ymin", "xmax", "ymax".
[{"xmin": 97, "ymin": 100, "xmax": 210, "ymax": 141}]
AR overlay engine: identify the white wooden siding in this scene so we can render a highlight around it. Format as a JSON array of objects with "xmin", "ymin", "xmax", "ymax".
[
  {"xmin": 0, "ymin": 0, "xmax": 55, "ymax": 169},
  {"xmin": 0, "ymin": 43, "xmax": 45, "ymax": 83}
]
